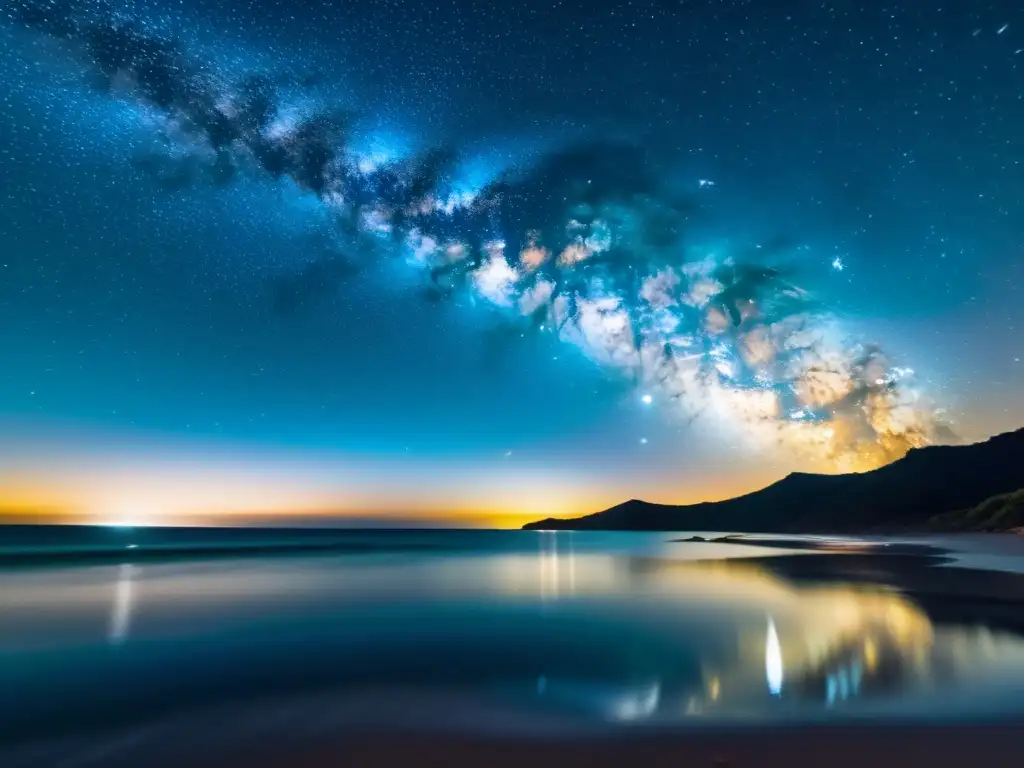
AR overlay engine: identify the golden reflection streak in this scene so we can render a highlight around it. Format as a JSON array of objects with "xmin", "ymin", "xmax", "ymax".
[{"xmin": 613, "ymin": 558, "xmax": 935, "ymax": 711}]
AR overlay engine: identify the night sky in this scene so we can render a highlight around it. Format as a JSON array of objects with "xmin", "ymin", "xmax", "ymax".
[{"xmin": 1, "ymin": 0, "xmax": 1021, "ymax": 527}]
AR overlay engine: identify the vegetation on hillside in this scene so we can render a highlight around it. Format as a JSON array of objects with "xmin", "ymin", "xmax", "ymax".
[{"xmin": 930, "ymin": 489, "xmax": 1024, "ymax": 532}]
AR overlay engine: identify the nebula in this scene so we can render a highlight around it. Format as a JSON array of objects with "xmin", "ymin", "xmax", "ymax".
[{"xmin": 8, "ymin": 1, "xmax": 951, "ymax": 471}]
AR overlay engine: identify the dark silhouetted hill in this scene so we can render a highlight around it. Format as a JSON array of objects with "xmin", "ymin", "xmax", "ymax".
[{"xmin": 523, "ymin": 427, "xmax": 1024, "ymax": 532}]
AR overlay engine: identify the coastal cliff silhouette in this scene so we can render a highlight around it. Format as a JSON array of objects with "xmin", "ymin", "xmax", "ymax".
[{"xmin": 523, "ymin": 427, "xmax": 1024, "ymax": 532}]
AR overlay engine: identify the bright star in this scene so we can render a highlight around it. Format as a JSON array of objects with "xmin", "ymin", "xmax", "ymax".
[{"xmin": 641, "ymin": 393, "xmax": 653, "ymax": 405}]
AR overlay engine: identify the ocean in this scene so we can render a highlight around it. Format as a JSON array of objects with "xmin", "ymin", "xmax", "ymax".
[{"xmin": 2, "ymin": 527, "xmax": 1024, "ymax": 760}]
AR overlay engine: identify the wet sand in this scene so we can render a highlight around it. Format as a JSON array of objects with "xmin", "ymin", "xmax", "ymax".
[
  {"xmin": 4, "ymin": 695, "xmax": 1022, "ymax": 768},
  {"xmin": 250, "ymin": 724, "xmax": 1024, "ymax": 768},
  {"xmin": 701, "ymin": 537, "xmax": 1024, "ymax": 634}
]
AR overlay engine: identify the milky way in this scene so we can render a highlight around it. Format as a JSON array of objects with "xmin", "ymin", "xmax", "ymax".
[{"xmin": 9, "ymin": 0, "xmax": 952, "ymax": 471}]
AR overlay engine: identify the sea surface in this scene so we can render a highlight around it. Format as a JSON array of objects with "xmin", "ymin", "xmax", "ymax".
[{"xmin": 2, "ymin": 526, "xmax": 1024, "ymax": 756}]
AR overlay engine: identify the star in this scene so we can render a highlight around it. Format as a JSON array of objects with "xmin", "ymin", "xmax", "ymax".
[{"xmin": 2, "ymin": 0, "xmax": 1018, "ymax": 530}]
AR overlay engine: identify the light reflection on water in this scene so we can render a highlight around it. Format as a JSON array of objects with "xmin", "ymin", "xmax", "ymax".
[
  {"xmin": 0, "ymin": 530, "xmax": 1023, "ymax": 741},
  {"xmin": 108, "ymin": 563, "xmax": 134, "ymax": 645}
]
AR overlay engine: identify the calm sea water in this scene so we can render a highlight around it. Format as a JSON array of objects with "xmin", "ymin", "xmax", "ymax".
[{"xmin": 2, "ymin": 528, "xmax": 1024, "ymax": 748}]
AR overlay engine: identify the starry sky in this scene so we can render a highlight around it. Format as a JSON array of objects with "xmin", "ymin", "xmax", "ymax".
[{"xmin": 0, "ymin": 0, "xmax": 1021, "ymax": 527}]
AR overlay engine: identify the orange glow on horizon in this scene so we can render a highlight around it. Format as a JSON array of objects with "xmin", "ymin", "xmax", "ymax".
[
  {"xmin": 0, "ymin": 466, "xmax": 779, "ymax": 529},
  {"xmin": 0, "ymin": 420, "xmax": 796, "ymax": 528}
]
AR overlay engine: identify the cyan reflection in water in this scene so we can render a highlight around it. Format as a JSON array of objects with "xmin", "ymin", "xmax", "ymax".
[
  {"xmin": 766, "ymin": 617, "xmax": 783, "ymax": 697},
  {"xmin": 0, "ymin": 530, "xmax": 1022, "ymax": 741}
]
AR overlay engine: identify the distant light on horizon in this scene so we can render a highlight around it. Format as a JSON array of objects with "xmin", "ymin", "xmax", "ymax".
[{"xmin": 102, "ymin": 508, "xmax": 152, "ymax": 529}]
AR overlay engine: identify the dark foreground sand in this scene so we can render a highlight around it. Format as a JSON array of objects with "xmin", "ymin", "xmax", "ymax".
[
  {"xmin": 4, "ymin": 690, "xmax": 1023, "ymax": 768},
  {"xmin": 6, "ymin": 722, "xmax": 1023, "ymax": 767},
  {"xmin": 247, "ymin": 725, "xmax": 1024, "ymax": 768}
]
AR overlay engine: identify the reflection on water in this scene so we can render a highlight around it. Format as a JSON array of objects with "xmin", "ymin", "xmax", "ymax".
[
  {"xmin": 0, "ymin": 530, "xmax": 1023, "ymax": 743},
  {"xmin": 766, "ymin": 618, "xmax": 783, "ymax": 696},
  {"xmin": 586, "ymin": 555, "xmax": 942, "ymax": 720},
  {"xmin": 108, "ymin": 564, "xmax": 134, "ymax": 644}
]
